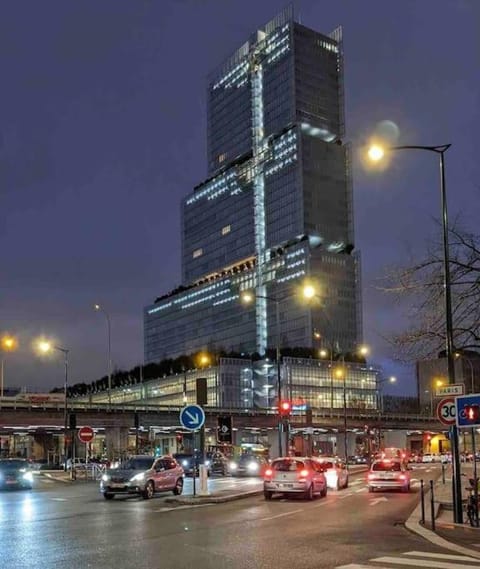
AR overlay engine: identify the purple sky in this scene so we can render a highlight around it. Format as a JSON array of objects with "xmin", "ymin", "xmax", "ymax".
[{"xmin": 1, "ymin": 1, "xmax": 479, "ymax": 396}]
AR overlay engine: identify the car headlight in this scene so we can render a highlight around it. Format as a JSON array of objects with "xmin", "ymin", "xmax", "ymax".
[
  {"xmin": 101, "ymin": 474, "xmax": 109, "ymax": 482},
  {"xmin": 247, "ymin": 462, "xmax": 259, "ymax": 472},
  {"xmin": 182, "ymin": 460, "xmax": 188, "ymax": 467},
  {"xmin": 229, "ymin": 462, "xmax": 237, "ymax": 471},
  {"xmin": 22, "ymin": 471, "xmax": 33, "ymax": 482},
  {"xmin": 130, "ymin": 473, "xmax": 145, "ymax": 482}
]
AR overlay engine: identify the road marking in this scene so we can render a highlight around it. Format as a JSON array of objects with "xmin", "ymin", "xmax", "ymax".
[
  {"xmin": 404, "ymin": 551, "xmax": 480, "ymax": 562},
  {"xmin": 371, "ymin": 555, "xmax": 480, "ymax": 568},
  {"xmin": 369, "ymin": 497, "xmax": 388, "ymax": 506},
  {"xmin": 154, "ymin": 503, "xmax": 215, "ymax": 512},
  {"xmin": 336, "ymin": 565, "xmax": 390, "ymax": 569},
  {"xmin": 51, "ymin": 498, "xmax": 68, "ymax": 501},
  {"xmin": 355, "ymin": 488, "xmax": 367, "ymax": 493},
  {"xmin": 260, "ymin": 508, "xmax": 303, "ymax": 521}
]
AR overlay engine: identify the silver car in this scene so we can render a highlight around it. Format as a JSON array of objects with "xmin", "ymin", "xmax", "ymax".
[
  {"xmin": 263, "ymin": 457, "xmax": 327, "ymax": 500},
  {"xmin": 100, "ymin": 455, "xmax": 184, "ymax": 500}
]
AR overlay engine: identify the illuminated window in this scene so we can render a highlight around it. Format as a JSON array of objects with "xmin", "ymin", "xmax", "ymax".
[
  {"xmin": 221, "ymin": 225, "xmax": 231, "ymax": 236},
  {"xmin": 218, "ymin": 153, "xmax": 226, "ymax": 164},
  {"xmin": 193, "ymin": 248, "xmax": 203, "ymax": 259}
]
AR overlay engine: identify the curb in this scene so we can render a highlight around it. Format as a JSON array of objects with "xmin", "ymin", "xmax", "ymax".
[
  {"xmin": 164, "ymin": 489, "xmax": 263, "ymax": 506},
  {"xmin": 405, "ymin": 489, "xmax": 480, "ymax": 559}
]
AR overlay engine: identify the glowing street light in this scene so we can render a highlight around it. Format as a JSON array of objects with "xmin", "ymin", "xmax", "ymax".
[
  {"xmin": 302, "ymin": 284, "xmax": 316, "ymax": 300},
  {"xmin": 94, "ymin": 303, "xmax": 112, "ymax": 406},
  {"xmin": 367, "ymin": 144, "xmax": 385, "ymax": 162}
]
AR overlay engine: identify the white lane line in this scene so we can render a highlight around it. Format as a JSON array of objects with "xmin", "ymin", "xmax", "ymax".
[
  {"xmin": 372, "ymin": 556, "xmax": 479, "ymax": 568},
  {"xmin": 403, "ymin": 551, "xmax": 480, "ymax": 562},
  {"xmin": 355, "ymin": 488, "xmax": 367, "ymax": 493},
  {"xmin": 260, "ymin": 508, "xmax": 303, "ymax": 521},
  {"xmin": 51, "ymin": 498, "xmax": 68, "ymax": 501},
  {"xmin": 154, "ymin": 503, "xmax": 215, "ymax": 512},
  {"xmin": 337, "ymin": 565, "xmax": 391, "ymax": 569},
  {"xmin": 339, "ymin": 493, "xmax": 353, "ymax": 499}
]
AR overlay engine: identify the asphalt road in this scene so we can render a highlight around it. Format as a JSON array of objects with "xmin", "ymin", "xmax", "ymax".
[{"xmin": 0, "ymin": 465, "xmax": 450, "ymax": 569}]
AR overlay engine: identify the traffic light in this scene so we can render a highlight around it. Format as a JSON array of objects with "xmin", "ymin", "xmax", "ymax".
[
  {"xmin": 279, "ymin": 400, "xmax": 292, "ymax": 417},
  {"xmin": 464, "ymin": 404, "xmax": 480, "ymax": 423}
]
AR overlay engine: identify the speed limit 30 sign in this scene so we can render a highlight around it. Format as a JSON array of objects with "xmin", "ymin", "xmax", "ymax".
[{"xmin": 437, "ymin": 397, "xmax": 456, "ymax": 425}]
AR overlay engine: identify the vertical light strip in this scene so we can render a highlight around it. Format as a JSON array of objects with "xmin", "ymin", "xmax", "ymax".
[{"xmin": 251, "ymin": 52, "xmax": 268, "ymax": 355}]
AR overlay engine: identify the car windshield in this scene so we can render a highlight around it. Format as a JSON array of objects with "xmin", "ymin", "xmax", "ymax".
[
  {"xmin": 239, "ymin": 455, "xmax": 257, "ymax": 464},
  {"xmin": 173, "ymin": 454, "xmax": 193, "ymax": 461},
  {"xmin": 372, "ymin": 461, "xmax": 401, "ymax": 472},
  {"xmin": 120, "ymin": 458, "xmax": 154, "ymax": 470},
  {"xmin": 272, "ymin": 459, "xmax": 304, "ymax": 472},
  {"xmin": 0, "ymin": 460, "xmax": 27, "ymax": 470}
]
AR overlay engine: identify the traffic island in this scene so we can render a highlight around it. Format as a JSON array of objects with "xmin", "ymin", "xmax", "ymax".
[{"xmin": 164, "ymin": 488, "xmax": 263, "ymax": 505}]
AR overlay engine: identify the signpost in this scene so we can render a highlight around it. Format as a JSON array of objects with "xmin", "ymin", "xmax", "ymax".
[
  {"xmin": 437, "ymin": 397, "xmax": 457, "ymax": 426},
  {"xmin": 179, "ymin": 405, "xmax": 206, "ymax": 496}
]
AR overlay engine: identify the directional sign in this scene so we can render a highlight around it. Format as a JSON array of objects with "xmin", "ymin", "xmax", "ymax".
[
  {"xmin": 436, "ymin": 383, "xmax": 464, "ymax": 397},
  {"xmin": 437, "ymin": 397, "xmax": 457, "ymax": 426},
  {"xmin": 217, "ymin": 416, "xmax": 232, "ymax": 443},
  {"xmin": 78, "ymin": 426, "xmax": 94, "ymax": 443},
  {"xmin": 456, "ymin": 394, "xmax": 480, "ymax": 428},
  {"xmin": 180, "ymin": 404, "xmax": 205, "ymax": 431}
]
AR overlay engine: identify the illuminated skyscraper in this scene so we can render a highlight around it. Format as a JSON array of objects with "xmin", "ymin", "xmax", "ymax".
[{"xmin": 145, "ymin": 6, "xmax": 361, "ymax": 363}]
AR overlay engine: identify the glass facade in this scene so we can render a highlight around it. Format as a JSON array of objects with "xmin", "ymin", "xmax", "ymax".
[{"xmin": 145, "ymin": 7, "xmax": 361, "ymax": 367}]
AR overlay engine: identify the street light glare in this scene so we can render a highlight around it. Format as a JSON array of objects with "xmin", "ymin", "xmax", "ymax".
[
  {"xmin": 389, "ymin": 376, "xmax": 397, "ymax": 383},
  {"xmin": 94, "ymin": 303, "xmax": 101, "ymax": 311},
  {"xmin": 37, "ymin": 340, "xmax": 52, "ymax": 354},
  {"xmin": 358, "ymin": 345, "xmax": 370, "ymax": 357},
  {"xmin": 1, "ymin": 335, "xmax": 18, "ymax": 352},
  {"xmin": 368, "ymin": 144, "xmax": 385, "ymax": 162},
  {"xmin": 241, "ymin": 291, "xmax": 254, "ymax": 304},
  {"xmin": 319, "ymin": 349, "xmax": 328, "ymax": 358},
  {"xmin": 302, "ymin": 284, "xmax": 316, "ymax": 299}
]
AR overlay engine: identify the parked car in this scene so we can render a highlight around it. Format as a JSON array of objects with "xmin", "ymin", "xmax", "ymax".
[
  {"xmin": 421, "ymin": 454, "xmax": 434, "ymax": 463},
  {"xmin": 367, "ymin": 459, "xmax": 411, "ymax": 492},
  {"xmin": 100, "ymin": 455, "xmax": 184, "ymax": 500},
  {"xmin": 313, "ymin": 456, "xmax": 349, "ymax": 490},
  {"xmin": 229, "ymin": 454, "xmax": 269, "ymax": 477},
  {"xmin": 0, "ymin": 459, "xmax": 34, "ymax": 490},
  {"xmin": 348, "ymin": 455, "xmax": 368, "ymax": 465},
  {"xmin": 263, "ymin": 457, "xmax": 327, "ymax": 500}
]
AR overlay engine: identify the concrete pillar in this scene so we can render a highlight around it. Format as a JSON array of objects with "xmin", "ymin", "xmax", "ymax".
[
  {"xmin": 105, "ymin": 427, "xmax": 129, "ymax": 460},
  {"xmin": 267, "ymin": 429, "xmax": 281, "ymax": 459},
  {"xmin": 335, "ymin": 432, "xmax": 357, "ymax": 461}
]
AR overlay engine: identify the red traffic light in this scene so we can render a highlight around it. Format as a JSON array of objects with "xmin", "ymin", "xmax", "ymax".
[
  {"xmin": 279, "ymin": 400, "xmax": 292, "ymax": 416},
  {"xmin": 465, "ymin": 404, "xmax": 480, "ymax": 423}
]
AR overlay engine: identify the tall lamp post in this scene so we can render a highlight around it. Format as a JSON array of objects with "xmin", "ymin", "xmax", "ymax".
[
  {"xmin": 240, "ymin": 283, "xmax": 316, "ymax": 457},
  {"xmin": 36, "ymin": 340, "xmax": 70, "ymax": 471},
  {"xmin": 377, "ymin": 376, "xmax": 397, "ymax": 412},
  {"xmin": 455, "ymin": 352, "xmax": 475, "ymax": 393},
  {"xmin": 1, "ymin": 335, "xmax": 18, "ymax": 398},
  {"xmin": 368, "ymin": 141, "xmax": 463, "ymax": 523},
  {"xmin": 94, "ymin": 304, "xmax": 112, "ymax": 406}
]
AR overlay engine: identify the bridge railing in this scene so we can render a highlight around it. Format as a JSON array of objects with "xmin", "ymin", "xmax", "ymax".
[{"xmin": 0, "ymin": 399, "xmax": 435, "ymax": 422}]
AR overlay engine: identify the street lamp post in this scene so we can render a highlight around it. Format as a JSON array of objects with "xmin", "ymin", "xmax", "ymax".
[
  {"xmin": 94, "ymin": 304, "xmax": 112, "ymax": 406},
  {"xmin": 377, "ymin": 376, "xmax": 397, "ymax": 412},
  {"xmin": 455, "ymin": 353, "xmax": 475, "ymax": 393},
  {"xmin": 241, "ymin": 284, "xmax": 315, "ymax": 457},
  {"xmin": 36, "ymin": 341, "xmax": 70, "ymax": 471},
  {"xmin": 368, "ymin": 142, "xmax": 463, "ymax": 523},
  {"xmin": 1, "ymin": 335, "xmax": 18, "ymax": 398}
]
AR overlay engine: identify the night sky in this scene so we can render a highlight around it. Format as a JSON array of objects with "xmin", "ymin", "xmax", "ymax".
[{"xmin": 1, "ymin": 1, "xmax": 479, "ymax": 395}]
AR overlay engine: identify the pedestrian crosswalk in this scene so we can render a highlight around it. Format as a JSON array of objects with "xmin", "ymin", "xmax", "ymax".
[{"xmin": 336, "ymin": 550, "xmax": 480, "ymax": 569}]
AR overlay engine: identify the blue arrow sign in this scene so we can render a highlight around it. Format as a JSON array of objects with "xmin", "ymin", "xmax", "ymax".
[
  {"xmin": 455, "ymin": 394, "xmax": 480, "ymax": 428},
  {"xmin": 180, "ymin": 404, "xmax": 205, "ymax": 431}
]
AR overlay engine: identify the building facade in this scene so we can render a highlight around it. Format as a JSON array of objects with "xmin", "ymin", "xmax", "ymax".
[{"xmin": 145, "ymin": 7, "xmax": 361, "ymax": 366}]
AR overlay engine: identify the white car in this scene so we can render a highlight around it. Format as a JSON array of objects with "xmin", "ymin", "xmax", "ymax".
[
  {"xmin": 421, "ymin": 454, "xmax": 434, "ymax": 463},
  {"xmin": 313, "ymin": 457, "xmax": 349, "ymax": 490}
]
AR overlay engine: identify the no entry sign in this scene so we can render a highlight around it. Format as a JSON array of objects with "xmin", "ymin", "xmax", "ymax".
[{"xmin": 78, "ymin": 426, "xmax": 95, "ymax": 444}]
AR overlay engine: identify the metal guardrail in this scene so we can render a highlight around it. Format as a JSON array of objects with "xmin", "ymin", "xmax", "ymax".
[{"xmin": 0, "ymin": 399, "xmax": 436, "ymax": 422}]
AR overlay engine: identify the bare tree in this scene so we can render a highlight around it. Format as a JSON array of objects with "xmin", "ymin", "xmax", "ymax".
[{"xmin": 381, "ymin": 223, "xmax": 480, "ymax": 361}]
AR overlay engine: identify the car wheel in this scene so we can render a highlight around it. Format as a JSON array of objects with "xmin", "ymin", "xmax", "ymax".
[
  {"xmin": 320, "ymin": 485, "xmax": 327, "ymax": 498},
  {"xmin": 368, "ymin": 486, "xmax": 374, "ymax": 493},
  {"xmin": 142, "ymin": 481, "xmax": 155, "ymax": 500},
  {"xmin": 336, "ymin": 479, "xmax": 341, "ymax": 491},
  {"xmin": 173, "ymin": 478, "xmax": 183, "ymax": 496},
  {"xmin": 305, "ymin": 483, "xmax": 314, "ymax": 501},
  {"xmin": 103, "ymin": 492, "xmax": 114, "ymax": 500},
  {"xmin": 264, "ymin": 490, "xmax": 273, "ymax": 501},
  {"xmin": 344, "ymin": 478, "xmax": 349, "ymax": 489},
  {"xmin": 402, "ymin": 484, "xmax": 410, "ymax": 493}
]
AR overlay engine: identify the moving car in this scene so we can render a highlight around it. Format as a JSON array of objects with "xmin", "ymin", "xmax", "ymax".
[
  {"xmin": 313, "ymin": 457, "xmax": 349, "ymax": 490},
  {"xmin": 0, "ymin": 459, "xmax": 34, "ymax": 490},
  {"xmin": 100, "ymin": 455, "xmax": 184, "ymax": 500},
  {"xmin": 229, "ymin": 454, "xmax": 269, "ymax": 477},
  {"xmin": 263, "ymin": 457, "xmax": 327, "ymax": 501},
  {"xmin": 367, "ymin": 459, "xmax": 411, "ymax": 492}
]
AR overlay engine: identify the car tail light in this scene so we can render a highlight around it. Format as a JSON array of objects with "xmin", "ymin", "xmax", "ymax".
[
  {"xmin": 264, "ymin": 469, "xmax": 273, "ymax": 478},
  {"xmin": 399, "ymin": 474, "xmax": 406, "ymax": 480},
  {"xmin": 298, "ymin": 469, "xmax": 309, "ymax": 479}
]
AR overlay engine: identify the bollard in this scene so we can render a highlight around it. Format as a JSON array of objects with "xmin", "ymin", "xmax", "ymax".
[
  {"xmin": 192, "ymin": 457, "xmax": 196, "ymax": 497},
  {"xmin": 430, "ymin": 480, "xmax": 436, "ymax": 531},
  {"xmin": 420, "ymin": 479, "xmax": 425, "ymax": 524},
  {"xmin": 442, "ymin": 463, "xmax": 446, "ymax": 484}
]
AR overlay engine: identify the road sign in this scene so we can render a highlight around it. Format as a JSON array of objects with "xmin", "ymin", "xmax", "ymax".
[
  {"xmin": 436, "ymin": 383, "xmax": 464, "ymax": 397},
  {"xmin": 180, "ymin": 404, "xmax": 205, "ymax": 431},
  {"xmin": 78, "ymin": 426, "xmax": 94, "ymax": 443},
  {"xmin": 456, "ymin": 394, "xmax": 480, "ymax": 428},
  {"xmin": 437, "ymin": 397, "xmax": 457, "ymax": 425},
  {"xmin": 217, "ymin": 416, "xmax": 232, "ymax": 443}
]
